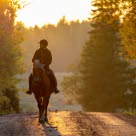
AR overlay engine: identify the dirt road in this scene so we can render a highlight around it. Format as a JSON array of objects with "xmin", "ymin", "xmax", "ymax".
[{"xmin": 0, "ymin": 111, "xmax": 136, "ymax": 136}]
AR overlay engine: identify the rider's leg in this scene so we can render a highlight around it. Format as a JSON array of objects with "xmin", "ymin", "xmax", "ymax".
[
  {"xmin": 48, "ymin": 69, "xmax": 60, "ymax": 94},
  {"xmin": 26, "ymin": 73, "xmax": 33, "ymax": 94}
]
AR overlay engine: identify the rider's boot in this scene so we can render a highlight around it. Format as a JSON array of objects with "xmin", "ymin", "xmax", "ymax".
[
  {"xmin": 26, "ymin": 89, "xmax": 32, "ymax": 95},
  {"xmin": 54, "ymin": 88, "xmax": 60, "ymax": 94},
  {"xmin": 26, "ymin": 84, "xmax": 32, "ymax": 94}
]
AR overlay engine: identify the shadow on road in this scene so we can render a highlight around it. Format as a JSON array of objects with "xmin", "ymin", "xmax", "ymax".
[{"xmin": 41, "ymin": 121, "xmax": 61, "ymax": 136}]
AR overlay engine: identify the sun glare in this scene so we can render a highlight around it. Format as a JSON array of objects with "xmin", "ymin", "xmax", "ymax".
[{"xmin": 16, "ymin": 0, "xmax": 91, "ymax": 27}]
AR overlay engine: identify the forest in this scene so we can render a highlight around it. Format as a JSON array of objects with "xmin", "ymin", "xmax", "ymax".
[
  {"xmin": 0, "ymin": 0, "xmax": 136, "ymax": 114},
  {"xmin": 19, "ymin": 17, "xmax": 90, "ymax": 72},
  {"xmin": 62, "ymin": 0, "xmax": 136, "ymax": 112}
]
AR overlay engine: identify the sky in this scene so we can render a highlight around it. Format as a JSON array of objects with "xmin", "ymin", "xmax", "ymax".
[{"xmin": 16, "ymin": 0, "xmax": 91, "ymax": 27}]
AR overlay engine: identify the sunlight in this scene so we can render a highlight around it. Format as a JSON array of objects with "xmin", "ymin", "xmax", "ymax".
[{"xmin": 16, "ymin": 0, "xmax": 91, "ymax": 27}]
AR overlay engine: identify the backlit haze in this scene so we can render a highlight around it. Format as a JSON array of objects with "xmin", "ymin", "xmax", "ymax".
[{"xmin": 16, "ymin": 0, "xmax": 91, "ymax": 27}]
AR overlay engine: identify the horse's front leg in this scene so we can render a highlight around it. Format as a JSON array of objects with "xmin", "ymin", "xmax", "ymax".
[
  {"xmin": 43, "ymin": 96, "xmax": 50, "ymax": 122},
  {"xmin": 34, "ymin": 95, "xmax": 44, "ymax": 123},
  {"xmin": 38, "ymin": 97, "xmax": 42, "ymax": 118}
]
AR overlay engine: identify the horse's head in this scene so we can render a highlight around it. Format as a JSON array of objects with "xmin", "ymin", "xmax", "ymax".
[
  {"xmin": 32, "ymin": 59, "xmax": 51, "ymax": 96},
  {"xmin": 32, "ymin": 60, "xmax": 43, "ymax": 82}
]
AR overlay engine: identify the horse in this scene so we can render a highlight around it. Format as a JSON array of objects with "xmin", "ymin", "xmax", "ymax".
[{"xmin": 31, "ymin": 60, "xmax": 53, "ymax": 123}]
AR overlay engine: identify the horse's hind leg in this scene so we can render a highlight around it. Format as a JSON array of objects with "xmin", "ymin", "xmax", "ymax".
[{"xmin": 42, "ymin": 96, "xmax": 50, "ymax": 121}]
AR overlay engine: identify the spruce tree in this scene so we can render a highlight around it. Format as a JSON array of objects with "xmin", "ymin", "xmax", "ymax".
[
  {"xmin": 120, "ymin": 1, "xmax": 136, "ymax": 59},
  {"xmin": 62, "ymin": 0, "xmax": 136, "ymax": 112},
  {"xmin": 120, "ymin": 0, "xmax": 136, "ymax": 110}
]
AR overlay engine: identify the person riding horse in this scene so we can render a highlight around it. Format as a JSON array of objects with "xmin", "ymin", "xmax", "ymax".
[{"xmin": 26, "ymin": 39, "xmax": 60, "ymax": 94}]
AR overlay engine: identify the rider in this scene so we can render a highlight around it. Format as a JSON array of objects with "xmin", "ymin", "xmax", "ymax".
[{"xmin": 26, "ymin": 39, "xmax": 60, "ymax": 94}]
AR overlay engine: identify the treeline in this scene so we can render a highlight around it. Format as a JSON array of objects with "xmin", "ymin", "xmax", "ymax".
[
  {"xmin": 19, "ymin": 17, "xmax": 90, "ymax": 72},
  {"xmin": 0, "ymin": 0, "xmax": 23, "ymax": 114},
  {"xmin": 62, "ymin": 0, "xmax": 136, "ymax": 112}
]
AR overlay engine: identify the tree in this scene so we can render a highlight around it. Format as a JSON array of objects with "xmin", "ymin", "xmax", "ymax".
[
  {"xmin": 120, "ymin": 1, "xmax": 136, "ymax": 59},
  {"xmin": 0, "ymin": 0, "xmax": 24, "ymax": 113},
  {"xmin": 62, "ymin": 0, "xmax": 136, "ymax": 112}
]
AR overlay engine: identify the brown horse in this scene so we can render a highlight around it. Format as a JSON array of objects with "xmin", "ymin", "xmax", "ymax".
[{"xmin": 31, "ymin": 60, "xmax": 53, "ymax": 123}]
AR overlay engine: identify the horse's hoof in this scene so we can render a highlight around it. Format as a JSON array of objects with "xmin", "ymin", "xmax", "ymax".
[
  {"xmin": 39, "ymin": 115, "xmax": 45, "ymax": 123},
  {"xmin": 44, "ymin": 117, "xmax": 48, "ymax": 122},
  {"xmin": 39, "ymin": 119, "xmax": 45, "ymax": 123}
]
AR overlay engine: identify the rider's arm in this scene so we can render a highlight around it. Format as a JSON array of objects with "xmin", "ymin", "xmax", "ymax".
[
  {"xmin": 32, "ymin": 50, "xmax": 39, "ymax": 63},
  {"xmin": 45, "ymin": 51, "xmax": 52, "ymax": 66},
  {"xmin": 44, "ymin": 50, "xmax": 52, "ymax": 67}
]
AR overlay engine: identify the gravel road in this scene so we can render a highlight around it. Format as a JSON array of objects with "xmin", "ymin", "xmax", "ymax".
[{"xmin": 0, "ymin": 111, "xmax": 136, "ymax": 136}]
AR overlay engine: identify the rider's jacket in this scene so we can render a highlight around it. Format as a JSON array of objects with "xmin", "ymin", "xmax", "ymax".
[{"xmin": 32, "ymin": 48, "xmax": 52, "ymax": 68}]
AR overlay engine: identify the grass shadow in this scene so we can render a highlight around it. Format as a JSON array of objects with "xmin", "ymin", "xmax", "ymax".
[{"xmin": 114, "ymin": 114, "xmax": 136, "ymax": 127}]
